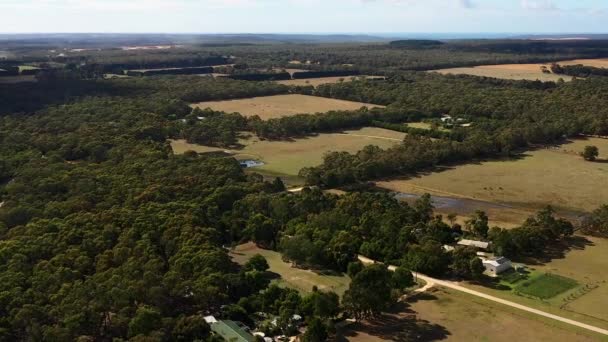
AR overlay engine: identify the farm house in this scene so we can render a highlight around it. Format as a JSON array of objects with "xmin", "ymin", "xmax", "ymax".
[
  {"xmin": 482, "ymin": 257, "xmax": 512, "ymax": 276},
  {"xmin": 457, "ymin": 239, "xmax": 490, "ymax": 250}
]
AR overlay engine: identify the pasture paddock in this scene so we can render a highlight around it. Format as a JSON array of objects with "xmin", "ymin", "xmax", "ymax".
[
  {"xmin": 229, "ymin": 242, "xmax": 350, "ymax": 295},
  {"xmin": 190, "ymin": 94, "xmax": 384, "ymax": 119},
  {"xmin": 341, "ymin": 287, "xmax": 601, "ymax": 341},
  {"xmin": 170, "ymin": 126, "xmax": 405, "ymax": 177},
  {"xmin": 432, "ymin": 63, "xmax": 572, "ymax": 82},
  {"xmin": 377, "ymin": 137, "xmax": 608, "ymax": 218}
]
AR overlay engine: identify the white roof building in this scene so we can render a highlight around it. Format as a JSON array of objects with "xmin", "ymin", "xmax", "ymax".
[
  {"xmin": 482, "ymin": 257, "xmax": 512, "ymax": 276},
  {"xmin": 204, "ymin": 315, "xmax": 218, "ymax": 324},
  {"xmin": 457, "ymin": 239, "xmax": 490, "ymax": 250}
]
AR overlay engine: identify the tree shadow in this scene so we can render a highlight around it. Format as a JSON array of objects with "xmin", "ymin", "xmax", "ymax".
[
  {"xmin": 337, "ymin": 301, "xmax": 450, "ymax": 342},
  {"xmin": 518, "ymin": 235, "xmax": 594, "ymax": 265}
]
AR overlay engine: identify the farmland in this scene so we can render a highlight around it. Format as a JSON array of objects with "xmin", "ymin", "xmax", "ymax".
[
  {"xmin": 342, "ymin": 287, "xmax": 601, "ymax": 341},
  {"xmin": 377, "ymin": 137, "xmax": 608, "ymax": 222},
  {"xmin": 432, "ymin": 63, "xmax": 573, "ymax": 82},
  {"xmin": 229, "ymin": 242, "xmax": 350, "ymax": 295},
  {"xmin": 170, "ymin": 126, "xmax": 405, "ymax": 179},
  {"xmin": 190, "ymin": 94, "xmax": 385, "ymax": 119},
  {"xmin": 276, "ymin": 75, "xmax": 385, "ymax": 87},
  {"xmin": 559, "ymin": 58, "xmax": 608, "ymax": 68}
]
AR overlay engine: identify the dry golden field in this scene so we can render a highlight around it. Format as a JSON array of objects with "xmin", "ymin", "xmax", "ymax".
[
  {"xmin": 170, "ymin": 126, "xmax": 405, "ymax": 177},
  {"xmin": 378, "ymin": 138, "xmax": 608, "ymax": 216},
  {"xmin": 191, "ymin": 94, "xmax": 384, "ymax": 119},
  {"xmin": 342, "ymin": 287, "xmax": 601, "ymax": 342},
  {"xmin": 432, "ymin": 63, "xmax": 572, "ymax": 81}
]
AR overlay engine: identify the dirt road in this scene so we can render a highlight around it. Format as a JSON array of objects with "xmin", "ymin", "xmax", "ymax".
[{"xmin": 357, "ymin": 255, "xmax": 608, "ymax": 336}]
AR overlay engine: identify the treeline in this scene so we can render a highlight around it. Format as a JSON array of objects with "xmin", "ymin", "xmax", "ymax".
[
  {"xmin": 551, "ymin": 63, "xmax": 608, "ymax": 78},
  {"xmin": 389, "ymin": 40, "xmax": 444, "ymax": 48},
  {"xmin": 248, "ymin": 108, "xmax": 426, "ymax": 139},
  {"xmin": 125, "ymin": 66, "xmax": 213, "ymax": 77},
  {"xmin": 301, "ymin": 74, "xmax": 608, "ymax": 187},
  {"xmin": 489, "ymin": 207, "xmax": 574, "ymax": 258},
  {"xmin": 371, "ymin": 121, "xmax": 458, "ymax": 140},
  {"xmin": 292, "ymin": 70, "xmax": 360, "ymax": 79},
  {"xmin": 225, "ymin": 71, "xmax": 291, "ymax": 81}
]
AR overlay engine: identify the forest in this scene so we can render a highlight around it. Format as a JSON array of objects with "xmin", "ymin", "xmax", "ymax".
[{"xmin": 2, "ymin": 37, "xmax": 608, "ymax": 341}]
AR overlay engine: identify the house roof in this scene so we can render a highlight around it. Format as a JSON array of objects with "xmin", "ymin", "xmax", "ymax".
[
  {"xmin": 211, "ymin": 320, "xmax": 256, "ymax": 342},
  {"xmin": 457, "ymin": 239, "xmax": 489, "ymax": 249},
  {"xmin": 483, "ymin": 257, "xmax": 511, "ymax": 267}
]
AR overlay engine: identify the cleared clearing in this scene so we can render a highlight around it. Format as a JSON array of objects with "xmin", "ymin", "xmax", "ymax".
[
  {"xmin": 170, "ymin": 126, "xmax": 405, "ymax": 176},
  {"xmin": 432, "ymin": 63, "xmax": 573, "ymax": 81},
  {"xmin": 342, "ymin": 287, "xmax": 600, "ymax": 341},
  {"xmin": 377, "ymin": 137, "xmax": 608, "ymax": 215},
  {"xmin": 191, "ymin": 94, "xmax": 385, "ymax": 119},
  {"xmin": 229, "ymin": 242, "xmax": 350, "ymax": 295},
  {"xmin": 277, "ymin": 75, "xmax": 385, "ymax": 87}
]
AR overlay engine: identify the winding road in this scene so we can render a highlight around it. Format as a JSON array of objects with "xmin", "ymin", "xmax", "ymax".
[{"xmin": 357, "ymin": 255, "xmax": 608, "ymax": 336}]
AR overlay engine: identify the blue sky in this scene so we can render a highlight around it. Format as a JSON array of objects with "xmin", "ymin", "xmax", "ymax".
[{"xmin": 0, "ymin": 0, "xmax": 606, "ymax": 34}]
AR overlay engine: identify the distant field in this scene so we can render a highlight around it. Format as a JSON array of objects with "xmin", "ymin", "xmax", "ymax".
[
  {"xmin": 432, "ymin": 63, "xmax": 573, "ymax": 82},
  {"xmin": 229, "ymin": 242, "xmax": 350, "ymax": 295},
  {"xmin": 191, "ymin": 94, "xmax": 384, "ymax": 119},
  {"xmin": 559, "ymin": 58, "xmax": 608, "ymax": 68},
  {"xmin": 342, "ymin": 287, "xmax": 600, "ymax": 341},
  {"xmin": 170, "ymin": 126, "xmax": 405, "ymax": 177},
  {"xmin": 277, "ymin": 75, "xmax": 385, "ymax": 87},
  {"xmin": 377, "ymin": 138, "xmax": 608, "ymax": 216}
]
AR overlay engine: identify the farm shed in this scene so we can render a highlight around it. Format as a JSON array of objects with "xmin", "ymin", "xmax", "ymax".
[
  {"xmin": 482, "ymin": 257, "xmax": 512, "ymax": 276},
  {"xmin": 457, "ymin": 239, "xmax": 490, "ymax": 250},
  {"xmin": 210, "ymin": 320, "xmax": 256, "ymax": 342}
]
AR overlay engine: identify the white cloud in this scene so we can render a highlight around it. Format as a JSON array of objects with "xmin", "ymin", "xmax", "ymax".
[{"xmin": 521, "ymin": 0, "xmax": 557, "ymax": 11}]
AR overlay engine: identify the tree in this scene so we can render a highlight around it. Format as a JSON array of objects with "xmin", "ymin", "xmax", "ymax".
[
  {"xmin": 465, "ymin": 210, "xmax": 489, "ymax": 238},
  {"xmin": 302, "ymin": 317, "xmax": 327, "ymax": 342},
  {"xmin": 172, "ymin": 315, "xmax": 210, "ymax": 341},
  {"xmin": 342, "ymin": 264, "xmax": 393, "ymax": 319},
  {"xmin": 128, "ymin": 306, "xmax": 162, "ymax": 338},
  {"xmin": 469, "ymin": 257, "xmax": 485, "ymax": 280},
  {"xmin": 347, "ymin": 261, "xmax": 364, "ymax": 278},
  {"xmin": 301, "ymin": 289, "xmax": 340, "ymax": 319},
  {"xmin": 582, "ymin": 145, "xmax": 599, "ymax": 161},
  {"xmin": 246, "ymin": 214, "xmax": 278, "ymax": 248},
  {"xmin": 581, "ymin": 204, "xmax": 608, "ymax": 237},
  {"xmin": 447, "ymin": 213, "xmax": 457, "ymax": 227},
  {"xmin": 244, "ymin": 254, "xmax": 269, "ymax": 272},
  {"xmin": 391, "ymin": 266, "xmax": 415, "ymax": 289}
]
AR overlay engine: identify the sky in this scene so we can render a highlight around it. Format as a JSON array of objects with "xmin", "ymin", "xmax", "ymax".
[{"xmin": 0, "ymin": 0, "xmax": 607, "ymax": 34}]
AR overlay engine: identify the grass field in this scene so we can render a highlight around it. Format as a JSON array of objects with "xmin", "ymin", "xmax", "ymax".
[
  {"xmin": 377, "ymin": 137, "xmax": 608, "ymax": 217},
  {"xmin": 170, "ymin": 126, "xmax": 405, "ymax": 177},
  {"xmin": 190, "ymin": 94, "xmax": 385, "ymax": 119},
  {"xmin": 276, "ymin": 76, "xmax": 384, "ymax": 87},
  {"xmin": 432, "ymin": 63, "xmax": 573, "ymax": 82},
  {"xmin": 559, "ymin": 58, "xmax": 608, "ymax": 68},
  {"xmin": 515, "ymin": 273, "xmax": 579, "ymax": 299},
  {"xmin": 342, "ymin": 287, "xmax": 602, "ymax": 341},
  {"xmin": 229, "ymin": 242, "xmax": 350, "ymax": 295}
]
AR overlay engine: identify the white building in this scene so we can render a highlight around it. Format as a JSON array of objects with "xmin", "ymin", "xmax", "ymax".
[
  {"xmin": 482, "ymin": 257, "xmax": 512, "ymax": 276},
  {"xmin": 457, "ymin": 239, "xmax": 490, "ymax": 250}
]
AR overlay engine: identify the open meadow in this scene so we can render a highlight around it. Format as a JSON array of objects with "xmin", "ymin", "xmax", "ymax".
[
  {"xmin": 190, "ymin": 94, "xmax": 384, "ymax": 119},
  {"xmin": 432, "ymin": 63, "xmax": 573, "ymax": 81},
  {"xmin": 341, "ymin": 287, "xmax": 601, "ymax": 341},
  {"xmin": 170, "ymin": 126, "xmax": 405, "ymax": 177},
  {"xmin": 377, "ymin": 137, "xmax": 608, "ymax": 222},
  {"xmin": 229, "ymin": 242, "xmax": 350, "ymax": 295}
]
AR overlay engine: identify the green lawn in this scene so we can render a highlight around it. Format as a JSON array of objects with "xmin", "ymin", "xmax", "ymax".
[{"xmin": 515, "ymin": 273, "xmax": 579, "ymax": 299}]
